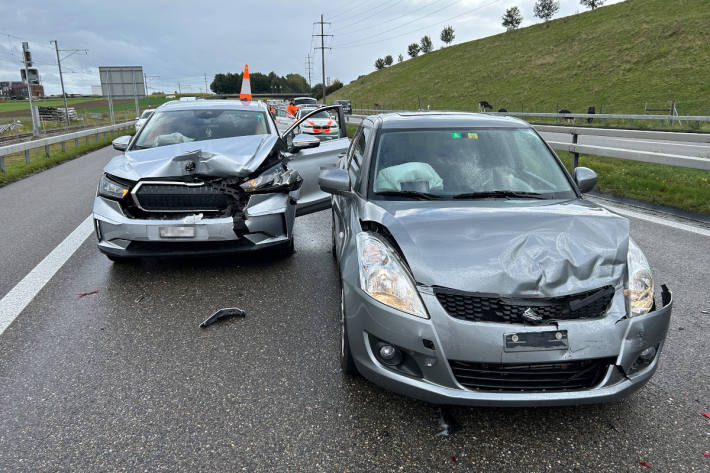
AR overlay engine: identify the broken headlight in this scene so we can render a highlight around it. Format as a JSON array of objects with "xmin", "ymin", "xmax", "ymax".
[
  {"xmin": 240, "ymin": 166, "xmax": 300, "ymax": 192},
  {"xmin": 98, "ymin": 174, "xmax": 130, "ymax": 200},
  {"xmin": 356, "ymin": 232, "xmax": 428, "ymax": 319},
  {"xmin": 627, "ymin": 238, "xmax": 654, "ymax": 316}
]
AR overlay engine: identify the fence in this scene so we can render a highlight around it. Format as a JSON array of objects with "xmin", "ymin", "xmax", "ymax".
[
  {"xmin": 0, "ymin": 121, "xmax": 135, "ymax": 173},
  {"xmin": 349, "ymin": 112, "xmax": 710, "ymax": 172}
]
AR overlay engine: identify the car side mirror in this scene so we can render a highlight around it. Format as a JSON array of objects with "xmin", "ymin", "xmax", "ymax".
[
  {"xmin": 291, "ymin": 133, "xmax": 320, "ymax": 151},
  {"xmin": 112, "ymin": 135, "xmax": 131, "ymax": 151},
  {"xmin": 319, "ymin": 167, "xmax": 351, "ymax": 196},
  {"xmin": 574, "ymin": 166, "xmax": 597, "ymax": 193}
]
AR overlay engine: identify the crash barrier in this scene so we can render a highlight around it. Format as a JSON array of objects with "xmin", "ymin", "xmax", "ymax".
[
  {"xmin": 350, "ymin": 114, "xmax": 710, "ymax": 172},
  {"xmin": 352, "ymin": 109, "xmax": 710, "ymax": 129},
  {"xmin": 0, "ymin": 121, "xmax": 135, "ymax": 173}
]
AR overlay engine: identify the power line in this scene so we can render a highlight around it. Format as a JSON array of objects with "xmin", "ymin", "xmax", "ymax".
[
  {"xmin": 336, "ymin": 0, "xmax": 452, "ymax": 37},
  {"xmin": 334, "ymin": 0, "xmax": 503, "ymax": 49},
  {"xmin": 334, "ymin": 0, "xmax": 407, "ymax": 31},
  {"xmin": 326, "ymin": 0, "xmax": 380, "ymax": 21},
  {"xmin": 313, "ymin": 14, "xmax": 332, "ymax": 104},
  {"xmin": 304, "ymin": 54, "xmax": 313, "ymax": 87}
]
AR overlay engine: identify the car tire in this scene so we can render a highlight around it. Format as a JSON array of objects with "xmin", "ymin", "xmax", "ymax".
[
  {"xmin": 106, "ymin": 254, "xmax": 133, "ymax": 264},
  {"xmin": 275, "ymin": 237, "xmax": 295, "ymax": 258},
  {"xmin": 340, "ymin": 286, "xmax": 357, "ymax": 376}
]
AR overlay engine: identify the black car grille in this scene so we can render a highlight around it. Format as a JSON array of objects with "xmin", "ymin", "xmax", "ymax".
[
  {"xmin": 449, "ymin": 358, "xmax": 614, "ymax": 392},
  {"xmin": 434, "ymin": 286, "xmax": 615, "ymax": 324},
  {"xmin": 134, "ymin": 183, "xmax": 232, "ymax": 212}
]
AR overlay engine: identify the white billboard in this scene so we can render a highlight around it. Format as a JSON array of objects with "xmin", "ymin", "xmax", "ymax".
[{"xmin": 99, "ymin": 66, "xmax": 145, "ymax": 99}]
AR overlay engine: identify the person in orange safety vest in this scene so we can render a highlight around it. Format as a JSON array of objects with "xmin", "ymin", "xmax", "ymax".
[{"xmin": 286, "ymin": 99, "xmax": 299, "ymax": 118}]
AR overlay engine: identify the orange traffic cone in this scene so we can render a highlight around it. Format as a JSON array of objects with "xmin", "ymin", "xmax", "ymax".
[{"xmin": 240, "ymin": 64, "xmax": 252, "ymax": 101}]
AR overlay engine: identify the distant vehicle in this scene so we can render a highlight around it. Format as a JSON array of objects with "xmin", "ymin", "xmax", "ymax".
[
  {"xmin": 274, "ymin": 106, "xmax": 340, "ymax": 140},
  {"xmin": 134, "ymin": 109, "xmax": 154, "ymax": 132},
  {"xmin": 94, "ymin": 100, "xmax": 349, "ymax": 262},
  {"xmin": 333, "ymin": 100, "xmax": 352, "ymax": 115},
  {"xmin": 293, "ymin": 97, "xmax": 317, "ymax": 107}
]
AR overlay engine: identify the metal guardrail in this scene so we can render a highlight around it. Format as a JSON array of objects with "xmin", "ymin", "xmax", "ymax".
[
  {"xmin": 350, "ymin": 114, "xmax": 710, "ymax": 171},
  {"xmin": 0, "ymin": 121, "xmax": 134, "ymax": 172}
]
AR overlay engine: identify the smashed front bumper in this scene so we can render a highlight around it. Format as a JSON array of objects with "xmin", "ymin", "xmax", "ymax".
[
  {"xmin": 344, "ymin": 280, "xmax": 672, "ymax": 407},
  {"xmin": 93, "ymin": 190, "xmax": 298, "ymax": 257}
]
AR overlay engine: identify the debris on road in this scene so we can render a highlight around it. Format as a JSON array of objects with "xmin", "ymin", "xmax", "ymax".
[
  {"xmin": 134, "ymin": 295, "xmax": 145, "ymax": 303},
  {"xmin": 200, "ymin": 308, "xmax": 246, "ymax": 328},
  {"xmin": 436, "ymin": 407, "xmax": 461, "ymax": 437},
  {"xmin": 702, "ymin": 451, "xmax": 709, "ymax": 457},
  {"xmin": 639, "ymin": 461, "xmax": 651, "ymax": 468},
  {"xmin": 703, "ymin": 412, "xmax": 710, "ymax": 419},
  {"xmin": 77, "ymin": 290, "xmax": 99, "ymax": 298}
]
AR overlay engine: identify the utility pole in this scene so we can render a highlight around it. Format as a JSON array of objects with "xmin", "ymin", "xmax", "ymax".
[
  {"xmin": 304, "ymin": 54, "xmax": 313, "ymax": 88},
  {"xmin": 21, "ymin": 42, "xmax": 39, "ymax": 137},
  {"xmin": 131, "ymin": 70, "xmax": 139, "ymax": 118},
  {"xmin": 143, "ymin": 73, "xmax": 159, "ymax": 96},
  {"xmin": 49, "ymin": 41, "xmax": 88, "ymax": 128},
  {"xmin": 313, "ymin": 14, "xmax": 332, "ymax": 105},
  {"xmin": 178, "ymin": 82, "xmax": 181, "ymax": 95},
  {"xmin": 204, "ymin": 73, "xmax": 209, "ymax": 95}
]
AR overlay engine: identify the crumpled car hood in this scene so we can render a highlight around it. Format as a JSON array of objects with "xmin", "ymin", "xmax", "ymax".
[
  {"xmin": 104, "ymin": 134, "xmax": 279, "ymax": 181},
  {"xmin": 367, "ymin": 199, "xmax": 629, "ymax": 297}
]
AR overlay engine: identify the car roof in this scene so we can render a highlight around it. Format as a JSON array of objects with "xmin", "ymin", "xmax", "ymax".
[
  {"xmin": 368, "ymin": 111, "xmax": 528, "ymax": 129},
  {"xmin": 156, "ymin": 99, "xmax": 268, "ymax": 112}
]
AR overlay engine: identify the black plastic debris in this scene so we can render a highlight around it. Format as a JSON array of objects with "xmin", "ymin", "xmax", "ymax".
[
  {"xmin": 436, "ymin": 407, "xmax": 461, "ymax": 437},
  {"xmin": 200, "ymin": 308, "xmax": 246, "ymax": 328}
]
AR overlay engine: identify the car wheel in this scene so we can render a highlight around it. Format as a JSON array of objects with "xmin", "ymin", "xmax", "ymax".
[
  {"xmin": 340, "ymin": 286, "xmax": 357, "ymax": 376},
  {"xmin": 106, "ymin": 254, "xmax": 133, "ymax": 264},
  {"xmin": 275, "ymin": 237, "xmax": 295, "ymax": 258}
]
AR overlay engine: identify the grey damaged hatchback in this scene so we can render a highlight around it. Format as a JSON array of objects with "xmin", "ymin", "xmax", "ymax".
[{"xmin": 319, "ymin": 112, "xmax": 672, "ymax": 406}]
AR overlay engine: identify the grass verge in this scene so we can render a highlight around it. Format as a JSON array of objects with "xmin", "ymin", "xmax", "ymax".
[
  {"xmin": 557, "ymin": 152, "xmax": 710, "ymax": 215},
  {"xmin": 0, "ymin": 130, "xmax": 134, "ymax": 188}
]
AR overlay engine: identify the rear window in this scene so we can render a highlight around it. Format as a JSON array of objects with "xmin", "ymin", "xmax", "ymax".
[
  {"xmin": 294, "ymin": 98, "xmax": 317, "ymax": 106},
  {"xmin": 133, "ymin": 109, "xmax": 269, "ymax": 149}
]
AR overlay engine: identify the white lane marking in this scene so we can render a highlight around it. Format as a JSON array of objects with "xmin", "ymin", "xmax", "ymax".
[
  {"xmin": 0, "ymin": 215, "xmax": 94, "ymax": 336},
  {"xmin": 592, "ymin": 201, "xmax": 710, "ymax": 237}
]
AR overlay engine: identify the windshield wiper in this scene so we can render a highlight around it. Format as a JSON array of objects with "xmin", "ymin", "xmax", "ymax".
[
  {"xmin": 451, "ymin": 190, "xmax": 546, "ymax": 200},
  {"xmin": 375, "ymin": 190, "xmax": 443, "ymax": 200}
]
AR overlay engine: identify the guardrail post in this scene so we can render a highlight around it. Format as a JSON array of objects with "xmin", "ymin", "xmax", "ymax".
[
  {"xmin": 61, "ymin": 141, "xmax": 66, "ymax": 153},
  {"xmin": 44, "ymin": 144, "xmax": 50, "ymax": 158},
  {"xmin": 572, "ymin": 133, "xmax": 579, "ymax": 169},
  {"xmin": 75, "ymin": 138, "xmax": 79, "ymax": 148},
  {"xmin": 103, "ymin": 132, "xmax": 107, "ymax": 140},
  {"xmin": 95, "ymin": 132, "xmax": 99, "ymax": 143},
  {"xmin": 85, "ymin": 135, "xmax": 89, "ymax": 145},
  {"xmin": 0, "ymin": 155, "xmax": 5, "ymax": 173},
  {"xmin": 24, "ymin": 149, "xmax": 30, "ymax": 164}
]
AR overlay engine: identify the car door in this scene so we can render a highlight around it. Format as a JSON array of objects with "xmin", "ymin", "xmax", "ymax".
[
  {"xmin": 282, "ymin": 105, "xmax": 350, "ymax": 215},
  {"xmin": 274, "ymin": 107, "xmax": 294, "ymax": 134}
]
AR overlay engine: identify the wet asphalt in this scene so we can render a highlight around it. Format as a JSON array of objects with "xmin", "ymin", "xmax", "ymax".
[{"xmin": 0, "ymin": 146, "xmax": 709, "ymax": 472}]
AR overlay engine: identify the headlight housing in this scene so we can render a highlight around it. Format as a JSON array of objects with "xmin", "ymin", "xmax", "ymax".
[
  {"xmin": 627, "ymin": 238, "xmax": 654, "ymax": 316},
  {"xmin": 98, "ymin": 174, "xmax": 130, "ymax": 200},
  {"xmin": 356, "ymin": 232, "xmax": 428, "ymax": 318},
  {"xmin": 240, "ymin": 166, "xmax": 300, "ymax": 192}
]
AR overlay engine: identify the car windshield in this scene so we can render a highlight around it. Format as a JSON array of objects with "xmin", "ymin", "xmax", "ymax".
[
  {"xmin": 133, "ymin": 109, "xmax": 269, "ymax": 149},
  {"xmin": 302, "ymin": 110, "xmax": 331, "ymax": 120},
  {"xmin": 370, "ymin": 128, "xmax": 575, "ymax": 199},
  {"xmin": 140, "ymin": 110, "xmax": 153, "ymax": 119}
]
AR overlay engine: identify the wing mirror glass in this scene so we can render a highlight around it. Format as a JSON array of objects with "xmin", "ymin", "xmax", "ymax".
[
  {"xmin": 574, "ymin": 166, "xmax": 597, "ymax": 193},
  {"xmin": 319, "ymin": 167, "xmax": 351, "ymax": 196},
  {"xmin": 112, "ymin": 135, "xmax": 131, "ymax": 151},
  {"xmin": 291, "ymin": 133, "xmax": 321, "ymax": 151}
]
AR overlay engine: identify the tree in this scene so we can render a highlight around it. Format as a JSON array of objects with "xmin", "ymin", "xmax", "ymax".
[
  {"xmin": 440, "ymin": 25, "xmax": 455, "ymax": 46},
  {"xmin": 384, "ymin": 55, "xmax": 393, "ymax": 66},
  {"xmin": 533, "ymin": 0, "xmax": 559, "ymax": 22},
  {"xmin": 420, "ymin": 35, "xmax": 433, "ymax": 53},
  {"xmin": 502, "ymin": 6, "xmax": 523, "ymax": 30},
  {"xmin": 580, "ymin": 0, "xmax": 604, "ymax": 9},
  {"xmin": 374, "ymin": 58, "xmax": 386, "ymax": 70},
  {"xmin": 398, "ymin": 54, "xmax": 404, "ymax": 63},
  {"xmin": 407, "ymin": 43, "xmax": 420, "ymax": 57}
]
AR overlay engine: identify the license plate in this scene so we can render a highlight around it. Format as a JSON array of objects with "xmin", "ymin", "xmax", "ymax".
[
  {"xmin": 504, "ymin": 330, "xmax": 568, "ymax": 352},
  {"xmin": 159, "ymin": 226, "xmax": 195, "ymax": 238}
]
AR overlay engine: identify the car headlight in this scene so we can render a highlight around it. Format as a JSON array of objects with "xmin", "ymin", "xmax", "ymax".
[
  {"xmin": 356, "ymin": 232, "xmax": 428, "ymax": 318},
  {"xmin": 98, "ymin": 174, "xmax": 130, "ymax": 200},
  {"xmin": 240, "ymin": 166, "xmax": 300, "ymax": 192},
  {"xmin": 627, "ymin": 238, "xmax": 654, "ymax": 316}
]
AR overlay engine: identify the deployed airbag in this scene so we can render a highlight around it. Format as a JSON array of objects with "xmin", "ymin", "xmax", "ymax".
[{"xmin": 374, "ymin": 162, "xmax": 444, "ymax": 192}]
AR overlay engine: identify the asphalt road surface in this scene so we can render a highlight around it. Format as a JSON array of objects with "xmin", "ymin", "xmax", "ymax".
[
  {"xmin": 0, "ymin": 146, "xmax": 708, "ymax": 472},
  {"xmin": 348, "ymin": 115, "xmax": 710, "ymax": 159}
]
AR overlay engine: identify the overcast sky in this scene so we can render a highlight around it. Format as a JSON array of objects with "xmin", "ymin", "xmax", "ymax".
[{"xmin": 0, "ymin": 0, "xmax": 623, "ymax": 96}]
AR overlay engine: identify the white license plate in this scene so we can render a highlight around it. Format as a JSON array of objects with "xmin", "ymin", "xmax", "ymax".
[{"xmin": 159, "ymin": 226, "xmax": 195, "ymax": 238}]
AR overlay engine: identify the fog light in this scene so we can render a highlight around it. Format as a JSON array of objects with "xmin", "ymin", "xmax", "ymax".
[
  {"xmin": 639, "ymin": 346, "xmax": 657, "ymax": 363},
  {"xmin": 376, "ymin": 343, "xmax": 403, "ymax": 366}
]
